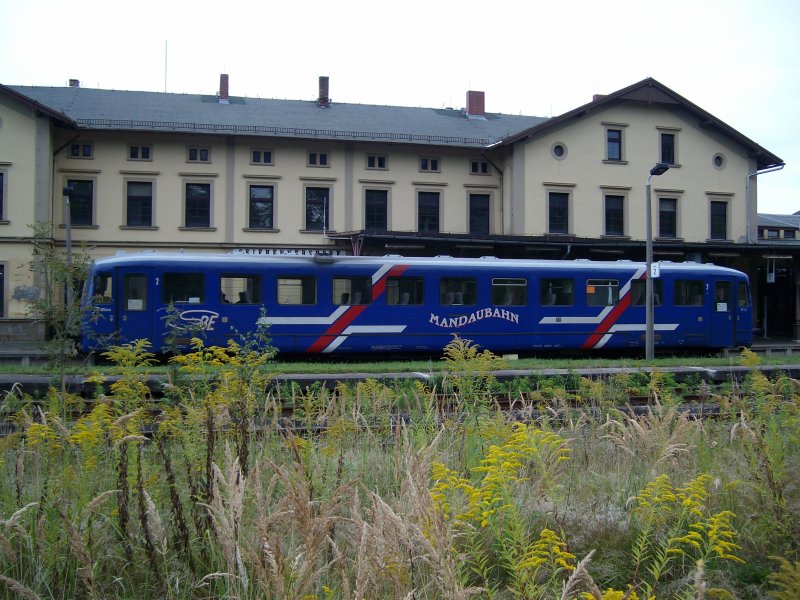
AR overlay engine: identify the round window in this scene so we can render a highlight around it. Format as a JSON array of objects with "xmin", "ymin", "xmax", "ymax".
[
  {"xmin": 713, "ymin": 153, "xmax": 726, "ymax": 169},
  {"xmin": 552, "ymin": 143, "xmax": 567, "ymax": 159}
]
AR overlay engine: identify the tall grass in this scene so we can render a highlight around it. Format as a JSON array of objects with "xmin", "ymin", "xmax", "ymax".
[{"xmin": 0, "ymin": 340, "xmax": 798, "ymax": 598}]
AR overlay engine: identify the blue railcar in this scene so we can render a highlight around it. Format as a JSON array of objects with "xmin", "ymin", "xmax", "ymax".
[{"xmin": 80, "ymin": 252, "xmax": 753, "ymax": 355}]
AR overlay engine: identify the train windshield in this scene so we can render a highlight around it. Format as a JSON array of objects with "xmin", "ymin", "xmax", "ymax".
[{"xmin": 90, "ymin": 272, "xmax": 113, "ymax": 304}]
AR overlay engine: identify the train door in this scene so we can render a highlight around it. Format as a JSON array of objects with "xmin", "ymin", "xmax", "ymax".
[
  {"xmin": 734, "ymin": 280, "xmax": 753, "ymax": 346},
  {"xmin": 710, "ymin": 279, "xmax": 735, "ymax": 348},
  {"xmin": 116, "ymin": 268, "xmax": 153, "ymax": 345}
]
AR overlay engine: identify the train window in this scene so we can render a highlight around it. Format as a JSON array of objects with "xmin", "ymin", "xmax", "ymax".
[
  {"xmin": 163, "ymin": 273, "xmax": 205, "ymax": 304},
  {"xmin": 278, "ymin": 277, "xmax": 316, "ymax": 305},
  {"xmin": 540, "ymin": 278, "xmax": 573, "ymax": 306},
  {"xmin": 333, "ymin": 277, "xmax": 371, "ymax": 305},
  {"xmin": 586, "ymin": 279, "xmax": 619, "ymax": 307},
  {"xmin": 386, "ymin": 277, "xmax": 424, "ymax": 305},
  {"xmin": 715, "ymin": 281, "xmax": 731, "ymax": 312},
  {"xmin": 221, "ymin": 275, "xmax": 262, "ymax": 305},
  {"xmin": 440, "ymin": 278, "xmax": 476, "ymax": 305},
  {"xmin": 123, "ymin": 273, "xmax": 147, "ymax": 311},
  {"xmin": 492, "ymin": 278, "xmax": 527, "ymax": 306},
  {"xmin": 737, "ymin": 282, "xmax": 750, "ymax": 308},
  {"xmin": 630, "ymin": 280, "xmax": 663, "ymax": 306},
  {"xmin": 674, "ymin": 280, "xmax": 705, "ymax": 306},
  {"xmin": 93, "ymin": 272, "xmax": 113, "ymax": 303}
]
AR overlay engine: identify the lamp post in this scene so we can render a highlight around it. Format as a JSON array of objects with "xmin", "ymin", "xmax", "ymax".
[{"xmin": 645, "ymin": 163, "xmax": 670, "ymax": 361}]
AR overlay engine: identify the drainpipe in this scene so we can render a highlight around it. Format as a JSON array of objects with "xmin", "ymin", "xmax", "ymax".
[{"xmin": 746, "ymin": 164, "xmax": 784, "ymax": 244}]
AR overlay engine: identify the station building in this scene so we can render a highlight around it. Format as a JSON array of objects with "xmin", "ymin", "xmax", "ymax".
[{"xmin": 0, "ymin": 75, "xmax": 794, "ymax": 341}]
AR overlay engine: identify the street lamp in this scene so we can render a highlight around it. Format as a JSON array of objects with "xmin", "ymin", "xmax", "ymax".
[{"xmin": 645, "ymin": 163, "xmax": 670, "ymax": 360}]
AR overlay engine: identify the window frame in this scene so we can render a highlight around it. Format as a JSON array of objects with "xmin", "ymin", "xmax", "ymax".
[
  {"xmin": 277, "ymin": 276, "xmax": 317, "ymax": 305},
  {"xmin": 304, "ymin": 186, "xmax": 330, "ymax": 232},
  {"xmin": 333, "ymin": 276, "xmax": 372, "ymax": 306},
  {"xmin": 123, "ymin": 178, "xmax": 155, "ymax": 228},
  {"xmin": 69, "ymin": 142, "xmax": 94, "ymax": 159},
  {"xmin": 659, "ymin": 131, "xmax": 677, "ymax": 165},
  {"xmin": 440, "ymin": 277, "xmax": 477, "ymax": 306},
  {"xmin": 247, "ymin": 183, "xmax": 276, "ymax": 230},
  {"xmin": 586, "ymin": 279, "xmax": 620, "ymax": 307},
  {"xmin": 221, "ymin": 274, "xmax": 262, "ymax": 305},
  {"xmin": 418, "ymin": 156, "xmax": 441, "ymax": 173},
  {"xmin": 162, "ymin": 272, "xmax": 205, "ymax": 304},
  {"xmin": 548, "ymin": 191, "xmax": 570, "ymax": 234},
  {"xmin": 182, "ymin": 181, "xmax": 213, "ymax": 229},
  {"xmin": 65, "ymin": 177, "xmax": 96, "ymax": 227},
  {"xmin": 605, "ymin": 128, "xmax": 623, "ymax": 161},
  {"xmin": 469, "ymin": 193, "xmax": 491, "ymax": 235},
  {"xmin": 186, "ymin": 146, "xmax": 211, "ymax": 163},
  {"xmin": 386, "ymin": 276, "xmax": 425, "ymax": 306},
  {"xmin": 0, "ymin": 169, "xmax": 6, "ymax": 222},
  {"xmin": 492, "ymin": 277, "xmax": 528, "ymax": 306},
  {"xmin": 307, "ymin": 151, "xmax": 330, "ymax": 167},
  {"xmin": 674, "ymin": 280, "xmax": 705, "ymax": 306},
  {"xmin": 630, "ymin": 279, "xmax": 663, "ymax": 306},
  {"xmin": 364, "ymin": 188, "xmax": 389, "ymax": 231},
  {"xmin": 417, "ymin": 190, "xmax": 440, "ymax": 233},
  {"xmin": 469, "ymin": 159, "xmax": 490, "ymax": 175},
  {"xmin": 540, "ymin": 278, "xmax": 574, "ymax": 306},
  {"xmin": 127, "ymin": 144, "xmax": 152, "ymax": 162},
  {"xmin": 604, "ymin": 193, "xmax": 625, "ymax": 237},
  {"xmin": 366, "ymin": 154, "xmax": 388, "ymax": 170},
  {"xmin": 250, "ymin": 148, "xmax": 274, "ymax": 165},
  {"xmin": 709, "ymin": 200, "xmax": 728, "ymax": 240},
  {"xmin": 658, "ymin": 196, "xmax": 679, "ymax": 239}
]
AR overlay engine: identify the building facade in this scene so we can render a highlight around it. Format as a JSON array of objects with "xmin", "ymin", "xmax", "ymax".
[{"xmin": 0, "ymin": 75, "xmax": 793, "ymax": 341}]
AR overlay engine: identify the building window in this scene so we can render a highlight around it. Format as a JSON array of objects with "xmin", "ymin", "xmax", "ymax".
[
  {"xmin": 365, "ymin": 189, "xmax": 388, "ymax": 231},
  {"xmin": 419, "ymin": 157, "xmax": 440, "ymax": 172},
  {"xmin": 387, "ymin": 277, "xmax": 424, "ymax": 305},
  {"xmin": 713, "ymin": 153, "xmax": 726, "ymax": 170},
  {"xmin": 417, "ymin": 191, "xmax": 440, "ymax": 232},
  {"xmin": 248, "ymin": 185, "xmax": 274, "ymax": 229},
  {"xmin": 604, "ymin": 194, "xmax": 625, "ymax": 236},
  {"xmin": 710, "ymin": 201, "xmax": 728, "ymax": 240},
  {"xmin": 660, "ymin": 132, "xmax": 676, "ymax": 164},
  {"xmin": 185, "ymin": 182, "xmax": 211, "ymax": 228},
  {"xmin": 126, "ymin": 181, "xmax": 153, "ymax": 227},
  {"xmin": 659, "ymin": 197, "xmax": 677, "ymax": 238},
  {"xmin": 469, "ymin": 193, "xmax": 490, "ymax": 235},
  {"xmin": 551, "ymin": 143, "xmax": 567, "ymax": 160},
  {"xmin": 548, "ymin": 191, "xmax": 569, "ymax": 234},
  {"xmin": 366, "ymin": 154, "xmax": 387, "ymax": 170},
  {"xmin": 187, "ymin": 147, "xmax": 210, "ymax": 163},
  {"xmin": 66, "ymin": 179, "xmax": 94, "ymax": 226},
  {"xmin": 333, "ymin": 277, "xmax": 371, "ymax": 305},
  {"xmin": 606, "ymin": 129, "xmax": 622, "ymax": 161},
  {"xmin": 250, "ymin": 149, "xmax": 273, "ymax": 165},
  {"xmin": 305, "ymin": 187, "xmax": 329, "ymax": 231},
  {"xmin": 307, "ymin": 152, "xmax": 329, "ymax": 167},
  {"xmin": 69, "ymin": 143, "xmax": 93, "ymax": 159},
  {"xmin": 0, "ymin": 171, "xmax": 5, "ymax": 221},
  {"xmin": 128, "ymin": 144, "xmax": 152, "ymax": 161},
  {"xmin": 221, "ymin": 275, "xmax": 262, "ymax": 305},
  {"xmin": 278, "ymin": 276, "xmax": 317, "ymax": 305},
  {"xmin": 470, "ymin": 160, "xmax": 490, "ymax": 175}
]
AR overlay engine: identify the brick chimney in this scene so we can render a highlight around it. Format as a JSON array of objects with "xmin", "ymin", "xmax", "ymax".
[
  {"xmin": 466, "ymin": 90, "xmax": 485, "ymax": 119},
  {"xmin": 219, "ymin": 74, "xmax": 229, "ymax": 104},
  {"xmin": 318, "ymin": 75, "xmax": 330, "ymax": 107},
  {"xmin": 69, "ymin": 79, "xmax": 80, "ymax": 88}
]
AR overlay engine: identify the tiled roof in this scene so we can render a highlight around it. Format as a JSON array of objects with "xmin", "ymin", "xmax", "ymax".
[
  {"xmin": 758, "ymin": 213, "xmax": 800, "ymax": 229},
  {"xmin": 9, "ymin": 85, "xmax": 547, "ymax": 148}
]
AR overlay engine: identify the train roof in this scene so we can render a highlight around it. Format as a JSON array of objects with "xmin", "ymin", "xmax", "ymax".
[{"xmin": 90, "ymin": 251, "xmax": 746, "ymax": 277}]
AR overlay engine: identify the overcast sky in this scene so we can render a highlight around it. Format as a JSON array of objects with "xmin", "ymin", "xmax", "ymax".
[{"xmin": 2, "ymin": 0, "xmax": 797, "ymax": 214}]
